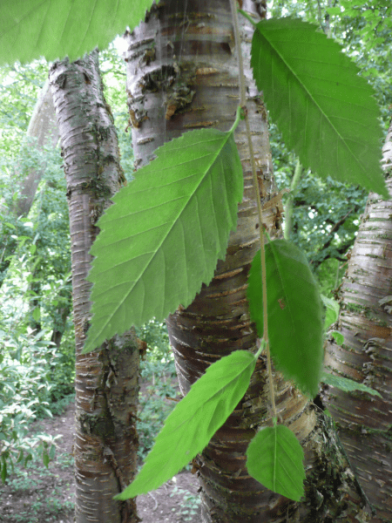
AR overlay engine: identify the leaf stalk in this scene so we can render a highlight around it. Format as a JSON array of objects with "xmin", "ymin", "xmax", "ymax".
[{"xmin": 231, "ymin": 0, "xmax": 277, "ymax": 420}]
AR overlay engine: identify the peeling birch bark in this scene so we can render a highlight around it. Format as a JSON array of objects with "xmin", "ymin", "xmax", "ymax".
[
  {"xmin": 125, "ymin": 1, "xmax": 370, "ymax": 521},
  {"xmin": 49, "ymin": 51, "xmax": 140, "ymax": 523},
  {"xmin": 324, "ymin": 120, "xmax": 392, "ymax": 523}
]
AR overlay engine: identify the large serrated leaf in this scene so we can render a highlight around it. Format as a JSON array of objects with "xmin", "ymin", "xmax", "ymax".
[
  {"xmin": 84, "ymin": 128, "xmax": 243, "ymax": 353},
  {"xmin": 0, "ymin": 0, "xmax": 154, "ymax": 65},
  {"xmin": 247, "ymin": 240, "xmax": 323, "ymax": 397},
  {"xmin": 251, "ymin": 18, "xmax": 387, "ymax": 198},
  {"xmin": 321, "ymin": 371, "xmax": 382, "ymax": 397},
  {"xmin": 246, "ymin": 424, "xmax": 305, "ymax": 501},
  {"xmin": 116, "ymin": 350, "xmax": 257, "ymax": 499}
]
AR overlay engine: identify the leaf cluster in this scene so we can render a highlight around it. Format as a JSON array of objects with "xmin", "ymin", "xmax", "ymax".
[{"xmin": 0, "ymin": 0, "xmax": 389, "ymax": 506}]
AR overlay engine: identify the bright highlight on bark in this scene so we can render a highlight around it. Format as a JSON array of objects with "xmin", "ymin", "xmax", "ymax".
[
  {"xmin": 246, "ymin": 424, "xmax": 306, "ymax": 502},
  {"xmin": 84, "ymin": 128, "xmax": 243, "ymax": 353},
  {"xmin": 247, "ymin": 240, "xmax": 324, "ymax": 398},
  {"xmin": 0, "ymin": 0, "xmax": 155, "ymax": 64},
  {"xmin": 250, "ymin": 17, "xmax": 388, "ymax": 198},
  {"xmin": 115, "ymin": 350, "xmax": 257, "ymax": 499}
]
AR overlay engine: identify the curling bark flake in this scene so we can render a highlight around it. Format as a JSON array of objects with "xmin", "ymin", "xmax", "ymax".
[
  {"xmin": 125, "ymin": 1, "xmax": 369, "ymax": 520},
  {"xmin": 49, "ymin": 51, "xmax": 140, "ymax": 523},
  {"xmin": 324, "ymin": 119, "xmax": 392, "ymax": 523}
]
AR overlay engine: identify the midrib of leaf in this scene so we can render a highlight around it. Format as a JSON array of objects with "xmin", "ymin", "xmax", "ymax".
[
  {"xmin": 256, "ymin": 28, "xmax": 366, "ymax": 177},
  {"xmin": 166, "ymin": 356, "xmax": 255, "ymax": 433},
  {"xmin": 90, "ymin": 131, "xmax": 234, "ymax": 345}
]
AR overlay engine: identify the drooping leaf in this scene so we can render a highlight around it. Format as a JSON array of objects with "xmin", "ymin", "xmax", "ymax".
[
  {"xmin": 246, "ymin": 424, "xmax": 305, "ymax": 501},
  {"xmin": 32, "ymin": 307, "xmax": 40, "ymax": 323},
  {"xmin": 0, "ymin": 457, "xmax": 7, "ymax": 484},
  {"xmin": 84, "ymin": 128, "xmax": 243, "ymax": 352},
  {"xmin": 42, "ymin": 452, "xmax": 50, "ymax": 469},
  {"xmin": 321, "ymin": 371, "xmax": 382, "ymax": 397},
  {"xmin": 0, "ymin": 0, "xmax": 155, "ymax": 65},
  {"xmin": 330, "ymin": 331, "xmax": 344, "ymax": 345},
  {"xmin": 321, "ymin": 294, "xmax": 339, "ymax": 331},
  {"xmin": 250, "ymin": 18, "xmax": 387, "ymax": 198},
  {"xmin": 247, "ymin": 240, "xmax": 323, "ymax": 397},
  {"xmin": 116, "ymin": 350, "xmax": 257, "ymax": 499}
]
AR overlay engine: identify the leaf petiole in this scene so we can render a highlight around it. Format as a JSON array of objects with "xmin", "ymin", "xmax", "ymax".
[
  {"xmin": 229, "ymin": 105, "xmax": 245, "ymax": 134},
  {"xmin": 238, "ymin": 9, "xmax": 257, "ymax": 27},
  {"xmin": 254, "ymin": 339, "xmax": 266, "ymax": 359}
]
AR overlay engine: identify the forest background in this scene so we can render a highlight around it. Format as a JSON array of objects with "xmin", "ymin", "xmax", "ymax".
[{"xmin": 0, "ymin": 0, "xmax": 391, "ymax": 521}]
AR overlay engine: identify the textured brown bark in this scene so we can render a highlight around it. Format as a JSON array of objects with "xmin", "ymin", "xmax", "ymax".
[
  {"xmin": 125, "ymin": 1, "xmax": 369, "ymax": 521},
  {"xmin": 324, "ymin": 120, "xmax": 392, "ymax": 523},
  {"xmin": 49, "ymin": 52, "xmax": 140, "ymax": 523}
]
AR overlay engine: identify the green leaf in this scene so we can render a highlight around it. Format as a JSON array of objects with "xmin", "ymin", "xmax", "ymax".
[
  {"xmin": 321, "ymin": 371, "xmax": 382, "ymax": 397},
  {"xmin": 250, "ymin": 18, "xmax": 387, "ymax": 198},
  {"xmin": 326, "ymin": 7, "xmax": 342, "ymax": 15},
  {"xmin": 42, "ymin": 451, "xmax": 50, "ymax": 469},
  {"xmin": 321, "ymin": 294, "xmax": 339, "ymax": 331},
  {"xmin": 85, "ymin": 128, "xmax": 243, "ymax": 352},
  {"xmin": 0, "ymin": 0, "xmax": 155, "ymax": 65},
  {"xmin": 32, "ymin": 307, "xmax": 40, "ymax": 323},
  {"xmin": 116, "ymin": 350, "xmax": 257, "ymax": 499},
  {"xmin": 330, "ymin": 331, "xmax": 344, "ymax": 345},
  {"xmin": 247, "ymin": 240, "xmax": 323, "ymax": 397},
  {"xmin": 49, "ymin": 445, "xmax": 56, "ymax": 460},
  {"xmin": 246, "ymin": 424, "xmax": 305, "ymax": 501},
  {"xmin": 1, "ymin": 457, "xmax": 7, "ymax": 484}
]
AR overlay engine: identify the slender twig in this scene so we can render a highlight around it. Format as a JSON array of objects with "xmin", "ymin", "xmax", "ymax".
[
  {"xmin": 148, "ymin": 491, "xmax": 159, "ymax": 511},
  {"xmin": 230, "ymin": 0, "xmax": 277, "ymax": 421}
]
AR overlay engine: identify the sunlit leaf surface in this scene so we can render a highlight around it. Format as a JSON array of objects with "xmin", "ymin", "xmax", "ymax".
[
  {"xmin": 246, "ymin": 424, "xmax": 305, "ymax": 501},
  {"xmin": 0, "ymin": 0, "xmax": 154, "ymax": 64},
  {"xmin": 251, "ymin": 18, "xmax": 387, "ymax": 197}
]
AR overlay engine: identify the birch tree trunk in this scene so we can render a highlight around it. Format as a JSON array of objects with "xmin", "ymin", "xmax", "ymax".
[
  {"xmin": 49, "ymin": 51, "xmax": 140, "ymax": 523},
  {"xmin": 16, "ymin": 80, "xmax": 59, "ymax": 217},
  {"xmin": 0, "ymin": 81, "xmax": 60, "ymax": 287},
  {"xmin": 324, "ymin": 120, "xmax": 392, "ymax": 523},
  {"xmin": 125, "ymin": 1, "xmax": 369, "ymax": 520}
]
